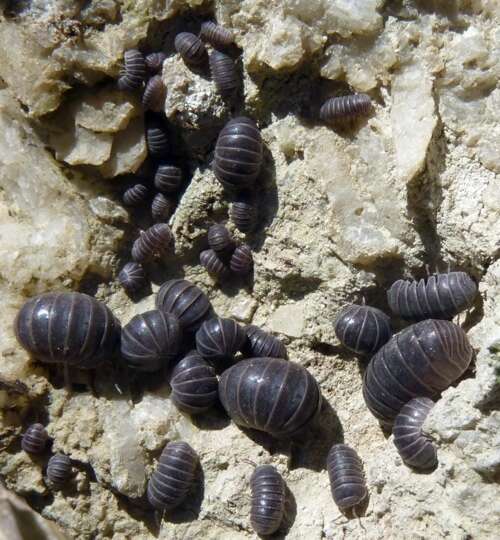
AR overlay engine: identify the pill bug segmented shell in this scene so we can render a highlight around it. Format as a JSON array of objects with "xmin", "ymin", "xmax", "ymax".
[
  {"xmin": 327, "ymin": 444, "xmax": 368, "ymax": 512},
  {"xmin": 393, "ymin": 397, "xmax": 438, "ymax": 470},
  {"xmin": 147, "ymin": 441, "xmax": 199, "ymax": 511},
  {"xmin": 123, "ymin": 183, "xmax": 149, "ymax": 207},
  {"xmin": 174, "ymin": 32, "xmax": 207, "ymax": 65},
  {"xmin": 319, "ymin": 94, "xmax": 371, "ymax": 122},
  {"xmin": 145, "ymin": 52, "xmax": 167, "ymax": 73},
  {"xmin": 121, "ymin": 310, "xmax": 181, "ymax": 372},
  {"xmin": 209, "ymin": 50, "xmax": 239, "ymax": 96},
  {"xmin": 145, "ymin": 118, "xmax": 169, "ymax": 157},
  {"xmin": 154, "ymin": 164, "xmax": 182, "ymax": 193},
  {"xmin": 142, "ymin": 75, "xmax": 166, "ymax": 112},
  {"xmin": 15, "ymin": 292, "xmax": 120, "ymax": 369},
  {"xmin": 156, "ymin": 279, "xmax": 213, "ymax": 333},
  {"xmin": 219, "ymin": 357, "xmax": 322, "ymax": 438},
  {"xmin": 250, "ymin": 465, "xmax": 285, "ymax": 536},
  {"xmin": 230, "ymin": 194, "xmax": 257, "ymax": 233},
  {"xmin": 118, "ymin": 262, "xmax": 147, "ymax": 294},
  {"xmin": 117, "ymin": 49, "xmax": 146, "ymax": 91},
  {"xmin": 152, "ymin": 192, "xmax": 176, "ymax": 222},
  {"xmin": 47, "ymin": 454, "xmax": 72, "ymax": 489},
  {"xmin": 213, "ymin": 117, "xmax": 263, "ymax": 191},
  {"xmin": 334, "ymin": 304, "xmax": 392, "ymax": 356},
  {"xmin": 207, "ymin": 224, "xmax": 235, "ymax": 259},
  {"xmin": 200, "ymin": 249, "xmax": 230, "ymax": 279},
  {"xmin": 230, "ymin": 244, "xmax": 253, "ymax": 275},
  {"xmin": 131, "ymin": 223, "xmax": 173, "ymax": 263},
  {"xmin": 200, "ymin": 21, "xmax": 234, "ymax": 48},
  {"xmin": 243, "ymin": 325, "xmax": 288, "ymax": 360},
  {"xmin": 22, "ymin": 423, "xmax": 49, "ymax": 454},
  {"xmin": 363, "ymin": 319, "xmax": 473, "ymax": 426},
  {"xmin": 170, "ymin": 351, "xmax": 218, "ymax": 414},
  {"xmin": 195, "ymin": 317, "xmax": 246, "ymax": 368},
  {"xmin": 387, "ymin": 271, "xmax": 477, "ymax": 321}
]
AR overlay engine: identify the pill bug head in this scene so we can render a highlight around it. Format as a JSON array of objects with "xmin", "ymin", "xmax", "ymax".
[
  {"xmin": 117, "ymin": 49, "xmax": 146, "ymax": 91},
  {"xmin": 22, "ymin": 423, "xmax": 49, "ymax": 454},
  {"xmin": 142, "ymin": 75, "xmax": 166, "ymax": 112},
  {"xmin": 122, "ymin": 183, "xmax": 149, "ymax": 207},
  {"xmin": 230, "ymin": 244, "xmax": 253, "ymax": 275},
  {"xmin": 175, "ymin": 32, "xmax": 207, "ymax": 65},
  {"xmin": 200, "ymin": 249, "xmax": 230, "ymax": 280},
  {"xmin": 154, "ymin": 164, "xmax": 182, "ymax": 193},
  {"xmin": 145, "ymin": 52, "xmax": 167, "ymax": 73},
  {"xmin": 250, "ymin": 464, "xmax": 286, "ymax": 536},
  {"xmin": 207, "ymin": 224, "xmax": 235, "ymax": 259},
  {"xmin": 118, "ymin": 262, "xmax": 147, "ymax": 294},
  {"xmin": 242, "ymin": 325, "xmax": 288, "ymax": 359},
  {"xmin": 230, "ymin": 193, "xmax": 257, "ymax": 233},
  {"xmin": 151, "ymin": 193, "xmax": 176, "ymax": 223},
  {"xmin": 46, "ymin": 454, "xmax": 73, "ymax": 489},
  {"xmin": 200, "ymin": 21, "xmax": 234, "ymax": 49}
]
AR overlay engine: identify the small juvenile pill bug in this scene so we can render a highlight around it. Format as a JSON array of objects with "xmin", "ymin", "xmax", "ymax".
[
  {"xmin": 207, "ymin": 224, "xmax": 235, "ymax": 259},
  {"xmin": 200, "ymin": 249, "xmax": 230, "ymax": 280},
  {"xmin": 147, "ymin": 441, "xmax": 199, "ymax": 512},
  {"xmin": 200, "ymin": 21, "xmax": 234, "ymax": 49},
  {"xmin": 334, "ymin": 304, "xmax": 392, "ymax": 356},
  {"xmin": 230, "ymin": 194, "xmax": 257, "ymax": 233},
  {"xmin": 118, "ymin": 262, "xmax": 147, "ymax": 294},
  {"xmin": 145, "ymin": 117, "xmax": 169, "ymax": 158},
  {"xmin": 327, "ymin": 444, "xmax": 368, "ymax": 514},
  {"xmin": 174, "ymin": 32, "xmax": 207, "ymax": 65},
  {"xmin": 145, "ymin": 52, "xmax": 167, "ymax": 73},
  {"xmin": 170, "ymin": 350, "xmax": 218, "ymax": 414},
  {"xmin": 243, "ymin": 325, "xmax": 288, "ymax": 359},
  {"xmin": 320, "ymin": 94, "xmax": 372, "ymax": 123},
  {"xmin": 209, "ymin": 50, "xmax": 239, "ymax": 97},
  {"xmin": 123, "ymin": 183, "xmax": 149, "ymax": 207},
  {"xmin": 117, "ymin": 49, "xmax": 146, "ymax": 92},
  {"xmin": 151, "ymin": 192, "xmax": 176, "ymax": 223},
  {"xmin": 131, "ymin": 223, "xmax": 173, "ymax": 263},
  {"xmin": 250, "ymin": 465, "xmax": 286, "ymax": 536},
  {"xmin": 393, "ymin": 397, "xmax": 437, "ymax": 470},
  {"xmin": 154, "ymin": 164, "xmax": 182, "ymax": 194},
  {"xmin": 195, "ymin": 317, "xmax": 246, "ymax": 369},
  {"xmin": 230, "ymin": 244, "xmax": 253, "ymax": 275},
  {"xmin": 22, "ymin": 423, "xmax": 49, "ymax": 454},
  {"xmin": 46, "ymin": 454, "xmax": 72, "ymax": 490},
  {"xmin": 142, "ymin": 75, "xmax": 166, "ymax": 112},
  {"xmin": 121, "ymin": 310, "xmax": 181, "ymax": 372},
  {"xmin": 387, "ymin": 271, "xmax": 478, "ymax": 321}
]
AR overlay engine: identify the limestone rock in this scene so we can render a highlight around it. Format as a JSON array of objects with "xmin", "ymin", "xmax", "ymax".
[{"xmin": 51, "ymin": 125, "xmax": 113, "ymax": 166}]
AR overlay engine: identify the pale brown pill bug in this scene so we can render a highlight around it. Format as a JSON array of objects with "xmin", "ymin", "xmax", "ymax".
[
  {"xmin": 200, "ymin": 21, "xmax": 234, "ymax": 49},
  {"xmin": 117, "ymin": 49, "xmax": 146, "ymax": 92}
]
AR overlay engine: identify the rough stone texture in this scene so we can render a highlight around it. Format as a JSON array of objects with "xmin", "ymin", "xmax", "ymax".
[{"xmin": 0, "ymin": 2, "xmax": 499, "ymax": 540}]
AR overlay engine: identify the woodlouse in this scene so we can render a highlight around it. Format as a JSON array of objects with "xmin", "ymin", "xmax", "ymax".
[
  {"xmin": 145, "ymin": 52, "xmax": 167, "ymax": 73},
  {"xmin": 207, "ymin": 224, "xmax": 235, "ymax": 259},
  {"xmin": 121, "ymin": 310, "xmax": 181, "ymax": 372},
  {"xmin": 156, "ymin": 279, "xmax": 213, "ymax": 332},
  {"xmin": 142, "ymin": 75, "xmax": 165, "ymax": 112},
  {"xmin": 209, "ymin": 50, "xmax": 239, "ymax": 96},
  {"xmin": 319, "ymin": 94, "xmax": 371, "ymax": 122},
  {"xmin": 152, "ymin": 193, "xmax": 175, "ymax": 222},
  {"xmin": 230, "ymin": 194, "xmax": 257, "ymax": 233},
  {"xmin": 387, "ymin": 271, "xmax": 477, "ymax": 321},
  {"xmin": 230, "ymin": 244, "xmax": 253, "ymax": 275},
  {"xmin": 327, "ymin": 444, "xmax": 368, "ymax": 514},
  {"xmin": 170, "ymin": 351, "xmax": 218, "ymax": 414},
  {"xmin": 219, "ymin": 357, "xmax": 322, "ymax": 438},
  {"xmin": 250, "ymin": 465, "xmax": 285, "ymax": 536},
  {"xmin": 334, "ymin": 304, "xmax": 392, "ymax": 356},
  {"xmin": 131, "ymin": 223, "xmax": 173, "ymax": 263},
  {"xmin": 243, "ymin": 325, "xmax": 288, "ymax": 360},
  {"xmin": 147, "ymin": 441, "xmax": 199, "ymax": 511},
  {"xmin": 145, "ymin": 118, "xmax": 169, "ymax": 157},
  {"xmin": 15, "ymin": 292, "xmax": 120, "ymax": 369},
  {"xmin": 393, "ymin": 397, "xmax": 437, "ymax": 470},
  {"xmin": 117, "ymin": 49, "xmax": 146, "ymax": 91},
  {"xmin": 118, "ymin": 262, "xmax": 146, "ymax": 294},
  {"xmin": 200, "ymin": 21, "xmax": 234, "ymax": 49},
  {"xmin": 213, "ymin": 117, "xmax": 263, "ymax": 191},
  {"xmin": 22, "ymin": 423, "xmax": 48, "ymax": 454},
  {"xmin": 200, "ymin": 249, "xmax": 230, "ymax": 279},
  {"xmin": 47, "ymin": 454, "xmax": 72, "ymax": 489},
  {"xmin": 123, "ymin": 183, "xmax": 149, "ymax": 207},
  {"xmin": 174, "ymin": 32, "xmax": 207, "ymax": 65},
  {"xmin": 363, "ymin": 319, "xmax": 473, "ymax": 426},
  {"xmin": 154, "ymin": 164, "xmax": 182, "ymax": 193},
  {"xmin": 195, "ymin": 317, "xmax": 246, "ymax": 368}
]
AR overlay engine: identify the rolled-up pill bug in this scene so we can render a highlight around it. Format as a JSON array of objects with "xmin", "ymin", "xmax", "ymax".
[
  {"xmin": 230, "ymin": 244, "xmax": 253, "ymax": 275},
  {"xmin": 195, "ymin": 317, "xmax": 246, "ymax": 368},
  {"xmin": 118, "ymin": 262, "xmax": 146, "ymax": 294},
  {"xmin": 200, "ymin": 21, "xmax": 234, "ymax": 48},
  {"xmin": 46, "ymin": 454, "xmax": 72, "ymax": 489},
  {"xmin": 250, "ymin": 465, "xmax": 285, "ymax": 536},
  {"xmin": 131, "ymin": 223, "xmax": 173, "ymax": 263},
  {"xmin": 320, "ymin": 94, "xmax": 371, "ymax": 123},
  {"xmin": 152, "ymin": 193, "xmax": 175, "ymax": 223},
  {"xmin": 200, "ymin": 249, "xmax": 230, "ymax": 279},
  {"xmin": 123, "ymin": 183, "xmax": 149, "ymax": 207},
  {"xmin": 145, "ymin": 117, "xmax": 169, "ymax": 158},
  {"xmin": 170, "ymin": 351, "xmax": 218, "ymax": 414},
  {"xmin": 207, "ymin": 224, "xmax": 235, "ymax": 259},
  {"xmin": 334, "ymin": 304, "xmax": 392, "ymax": 356},
  {"xmin": 213, "ymin": 117, "xmax": 263, "ymax": 191},
  {"xmin": 142, "ymin": 75, "xmax": 165, "ymax": 112},
  {"xmin": 362, "ymin": 319, "xmax": 473, "ymax": 427},
  {"xmin": 393, "ymin": 397, "xmax": 437, "ymax": 470},
  {"xmin": 117, "ymin": 49, "xmax": 146, "ymax": 92},
  {"xmin": 209, "ymin": 50, "xmax": 239, "ymax": 96},
  {"xmin": 154, "ymin": 164, "xmax": 182, "ymax": 194},
  {"xmin": 15, "ymin": 292, "xmax": 120, "ymax": 369},
  {"xmin": 174, "ymin": 32, "xmax": 207, "ymax": 65},
  {"xmin": 387, "ymin": 271, "xmax": 477, "ymax": 321},
  {"xmin": 145, "ymin": 52, "xmax": 167, "ymax": 73},
  {"xmin": 243, "ymin": 325, "xmax": 288, "ymax": 359},
  {"xmin": 147, "ymin": 441, "xmax": 199, "ymax": 511},
  {"xmin": 230, "ymin": 193, "xmax": 257, "ymax": 233},
  {"xmin": 22, "ymin": 423, "xmax": 49, "ymax": 454},
  {"xmin": 219, "ymin": 357, "xmax": 322, "ymax": 438},
  {"xmin": 327, "ymin": 444, "xmax": 368, "ymax": 514},
  {"xmin": 121, "ymin": 310, "xmax": 181, "ymax": 372},
  {"xmin": 156, "ymin": 279, "xmax": 213, "ymax": 333}
]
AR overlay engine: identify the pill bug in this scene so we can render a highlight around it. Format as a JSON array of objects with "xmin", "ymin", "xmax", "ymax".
[
  {"xmin": 250, "ymin": 465, "xmax": 285, "ymax": 536},
  {"xmin": 243, "ymin": 325, "xmax": 288, "ymax": 360},
  {"xmin": 145, "ymin": 52, "xmax": 167, "ymax": 73},
  {"xmin": 142, "ymin": 75, "xmax": 165, "ymax": 112},
  {"xmin": 230, "ymin": 194, "xmax": 257, "ymax": 233},
  {"xmin": 174, "ymin": 32, "xmax": 207, "ymax": 65},
  {"xmin": 213, "ymin": 117, "xmax": 263, "ymax": 191},
  {"xmin": 362, "ymin": 319, "xmax": 473, "ymax": 427},
  {"xmin": 327, "ymin": 444, "xmax": 368, "ymax": 514},
  {"xmin": 195, "ymin": 317, "xmax": 246, "ymax": 368},
  {"xmin": 230, "ymin": 244, "xmax": 253, "ymax": 275},
  {"xmin": 334, "ymin": 304, "xmax": 392, "ymax": 356},
  {"xmin": 15, "ymin": 292, "xmax": 120, "ymax": 369},
  {"xmin": 21, "ymin": 423, "xmax": 49, "ymax": 454},
  {"xmin": 219, "ymin": 357, "xmax": 322, "ymax": 438},
  {"xmin": 319, "ymin": 94, "xmax": 371, "ymax": 122},
  {"xmin": 170, "ymin": 350, "xmax": 218, "ymax": 414},
  {"xmin": 131, "ymin": 223, "xmax": 173, "ymax": 263},
  {"xmin": 200, "ymin": 21, "xmax": 234, "ymax": 49},
  {"xmin": 156, "ymin": 279, "xmax": 213, "ymax": 333},
  {"xmin": 46, "ymin": 454, "xmax": 72, "ymax": 489},
  {"xmin": 117, "ymin": 49, "xmax": 146, "ymax": 91},
  {"xmin": 152, "ymin": 192, "xmax": 176, "ymax": 223},
  {"xmin": 387, "ymin": 271, "xmax": 477, "ymax": 321},
  {"xmin": 123, "ymin": 183, "xmax": 149, "ymax": 207},
  {"xmin": 393, "ymin": 397, "xmax": 437, "ymax": 470},
  {"xmin": 200, "ymin": 249, "xmax": 230, "ymax": 279},
  {"xmin": 145, "ymin": 117, "xmax": 169, "ymax": 157},
  {"xmin": 209, "ymin": 50, "xmax": 239, "ymax": 96},
  {"xmin": 154, "ymin": 164, "xmax": 182, "ymax": 193},
  {"xmin": 118, "ymin": 262, "xmax": 147, "ymax": 294},
  {"xmin": 147, "ymin": 441, "xmax": 199, "ymax": 511},
  {"xmin": 207, "ymin": 224, "xmax": 235, "ymax": 259}
]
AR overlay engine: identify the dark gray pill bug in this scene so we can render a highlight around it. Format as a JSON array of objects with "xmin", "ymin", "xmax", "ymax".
[
  {"xmin": 151, "ymin": 193, "xmax": 175, "ymax": 223},
  {"xmin": 121, "ymin": 310, "xmax": 181, "ymax": 372},
  {"xmin": 47, "ymin": 454, "xmax": 72, "ymax": 489},
  {"xmin": 154, "ymin": 164, "xmax": 182, "ymax": 193},
  {"xmin": 209, "ymin": 50, "xmax": 239, "ymax": 96},
  {"xmin": 334, "ymin": 304, "xmax": 392, "ymax": 356},
  {"xmin": 142, "ymin": 75, "xmax": 165, "ymax": 112},
  {"xmin": 213, "ymin": 117, "xmax": 263, "ymax": 191},
  {"xmin": 250, "ymin": 465, "xmax": 285, "ymax": 536},
  {"xmin": 118, "ymin": 262, "xmax": 147, "ymax": 294},
  {"xmin": 200, "ymin": 21, "xmax": 234, "ymax": 48},
  {"xmin": 230, "ymin": 244, "xmax": 253, "ymax": 275},
  {"xmin": 393, "ymin": 397, "xmax": 437, "ymax": 470},
  {"xmin": 123, "ymin": 183, "xmax": 149, "ymax": 207},
  {"xmin": 230, "ymin": 194, "xmax": 257, "ymax": 233},
  {"xmin": 147, "ymin": 441, "xmax": 199, "ymax": 511},
  {"xmin": 243, "ymin": 325, "xmax": 288, "ymax": 360},
  {"xmin": 387, "ymin": 271, "xmax": 478, "ymax": 321},
  {"xmin": 170, "ymin": 351, "xmax": 218, "ymax": 414},
  {"xmin": 174, "ymin": 32, "xmax": 207, "ymax": 65},
  {"xmin": 145, "ymin": 118, "xmax": 169, "ymax": 158},
  {"xmin": 327, "ymin": 444, "xmax": 368, "ymax": 513},
  {"xmin": 22, "ymin": 423, "xmax": 48, "ymax": 454},
  {"xmin": 207, "ymin": 224, "xmax": 235, "ymax": 258},
  {"xmin": 320, "ymin": 94, "xmax": 371, "ymax": 122},
  {"xmin": 117, "ymin": 49, "xmax": 146, "ymax": 91},
  {"xmin": 145, "ymin": 52, "xmax": 167, "ymax": 73},
  {"xmin": 156, "ymin": 279, "xmax": 213, "ymax": 333},
  {"xmin": 200, "ymin": 249, "xmax": 230, "ymax": 279},
  {"xmin": 131, "ymin": 223, "xmax": 173, "ymax": 263},
  {"xmin": 195, "ymin": 317, "xmax": 246, "ymax": 367}
]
